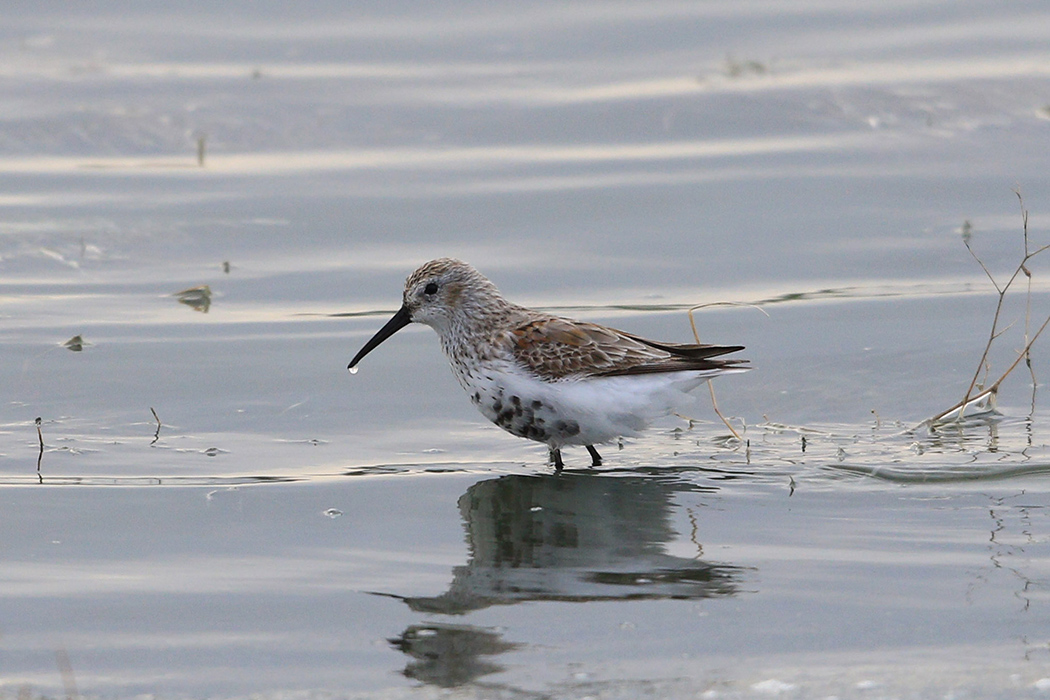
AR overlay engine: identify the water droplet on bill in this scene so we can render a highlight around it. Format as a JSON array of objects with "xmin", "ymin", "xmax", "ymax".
[{"xmin": 348, "ymin": 366, "xmax": 359, "ymax": 374}]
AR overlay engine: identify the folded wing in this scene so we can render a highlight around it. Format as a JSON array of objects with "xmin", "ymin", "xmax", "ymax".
[{"xmin": 504, "ymin": 316, "xmax": 748, "ymax": 381}]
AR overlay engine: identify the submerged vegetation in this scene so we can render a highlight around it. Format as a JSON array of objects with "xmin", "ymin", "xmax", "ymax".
[{"xmin": 687, "ymin": 192, "xmax": 1049, "ymax": 477}]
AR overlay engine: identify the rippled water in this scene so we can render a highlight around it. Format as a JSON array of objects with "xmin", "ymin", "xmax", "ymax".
[{"xmin": 3, "ymin": 2, "xmax": 1050, "ymax": 698}]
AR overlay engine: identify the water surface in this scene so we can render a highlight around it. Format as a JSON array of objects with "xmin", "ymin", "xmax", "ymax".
[{"xmin": 3, "ymin": 2, "xmax": 1050, "ymax": 698}]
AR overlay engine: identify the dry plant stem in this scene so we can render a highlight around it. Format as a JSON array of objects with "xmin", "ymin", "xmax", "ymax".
[
  {"xmin": 934, "ymin": 192, "xmax": 1050, "ymax": 424},
  {"xmin": 687, "ymin": 301, "xmax": 769, "ymax": 342},
  {"xmin": 708, "ymin": 380, "xmax": 743, "ymax": 440},
  {"xmin": 687, "ymin": 301, "xmax": 764, "ymax": 441},
  {"xmin": 929, "ymin": 313, "xmax": 1050, "ymax": 424},
  {"xmin": 1021, "ymin": 201, "xmax": 1040, "ymax": 387}
]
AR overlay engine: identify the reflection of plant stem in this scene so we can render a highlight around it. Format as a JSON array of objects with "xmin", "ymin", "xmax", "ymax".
[
  {"xmin": 150, "ymin": 407, "xmax": 162, "ymax": 445},
  {"xmin": 984, "ymin": 498, "xmax": 1036, "ymax": 616},
  {"xmin": 35, "ymin": 417, "xmax": 43, "ymax": 473},
  {"xmin": 55, "ymin": 648, "xmax": 79, "ymax": 700},
  {"xmin": 687, "ymin": 507, "xmax": 704, "ymax": 559}
]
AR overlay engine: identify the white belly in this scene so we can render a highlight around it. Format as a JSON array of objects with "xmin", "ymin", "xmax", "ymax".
[{"xmin": 452, "ymin": 360, "xmax": 719, "ymax": 448}]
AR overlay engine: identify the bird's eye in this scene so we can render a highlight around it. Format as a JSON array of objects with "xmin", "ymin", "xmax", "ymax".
[{"xmin": 424, "ymin": 282, "xmax": 439, "ymax": 295}]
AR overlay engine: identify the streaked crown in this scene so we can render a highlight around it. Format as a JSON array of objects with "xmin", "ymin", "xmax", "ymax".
[{"xmin": 403, "ymin": 258, "xmax": 512, "ymax": 332}]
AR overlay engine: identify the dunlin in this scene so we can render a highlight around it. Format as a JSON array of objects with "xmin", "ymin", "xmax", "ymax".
[{"xmin": 348, "ymin": 259, "xmax": 748, "ymax": 469}]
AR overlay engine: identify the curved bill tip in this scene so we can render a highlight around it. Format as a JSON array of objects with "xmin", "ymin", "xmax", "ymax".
[{"xmin": 348, "ymin": 304, "xmax": 412, "ymax": 371}]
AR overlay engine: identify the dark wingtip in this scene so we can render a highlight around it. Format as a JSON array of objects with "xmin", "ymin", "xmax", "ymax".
[
  {"xmin": 624, "ymin": 332, "xmax": 745, "ymax": 360},
  {"xmin": 595, "ymin": 340, "xmax": 749, "ymax": 377}
]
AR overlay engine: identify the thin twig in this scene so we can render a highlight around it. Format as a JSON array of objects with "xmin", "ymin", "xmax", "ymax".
[
  {"xmin": 949, "ymin": 192, "xmax": 1050, "ymax": 421},
  {"xmin": 964, "ymin": 236, "xmax": 1002, "ymax": 293},
  {"xmin": 1019, "ymin": 191, "xmax": 1040, "ymax": 388},
  {"xmin": 991, "ymin": 314, "xmax": 1050, "ymax": 393},
  {"xmin": 687, "ymin": 301, "xmax": 766, "ymax": 440},
  {"xmin": 929, "ymin": 298, "xmax": 1050, "ymax": 424},
  {"xmin": 708, "ymin": 380, "xmax": 742, "ymax": 440},
  {"xmin": 687, "ymin": 301, "xmax": 769, "ymax": 342}
]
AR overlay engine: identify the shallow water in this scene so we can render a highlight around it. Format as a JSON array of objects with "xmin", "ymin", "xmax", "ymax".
[{"xmin": 4, "ymin": 2, "xmax": 1050, "ymax": 698}]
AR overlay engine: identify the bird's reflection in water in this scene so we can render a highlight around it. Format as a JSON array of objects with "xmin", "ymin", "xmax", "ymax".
[
  {"xmin": 383, "ymin": 471, "xmax": 747, "ymax": 686},
  {"xmin": 389, "ymin": 623, "xmax": 519, "ymax": 688}
]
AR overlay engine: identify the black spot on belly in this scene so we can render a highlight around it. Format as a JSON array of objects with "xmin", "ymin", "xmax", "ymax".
[
  {"xmin": 531, "ymin": 400, "xmax": 543, "ymax": 410},
  {"xmin": 554, "ymin": 420, "xmax": 581, "ymax": 437},
  {"xmin": 523, "ymin": 424, "xmax": 549, "ymax": 441},
  {"xmin": 487, "ymin": 397, "xmax": 552, "ymax": 443},
  {"xmin": 472, "ymin": 392, "xmax": 481, "ymax": 405}
]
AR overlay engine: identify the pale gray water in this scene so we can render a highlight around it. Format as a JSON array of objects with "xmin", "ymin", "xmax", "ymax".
[{"xmin": 3, "ymin": 2, "xmax": 1050, "ymax": 698}]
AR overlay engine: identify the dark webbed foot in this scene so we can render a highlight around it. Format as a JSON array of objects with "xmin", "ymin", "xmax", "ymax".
[
  {"xmin": 549, "ymin": 447, "xmax": 564, "ymax": 472},
  {"xmin": 586, "ymin": 445, "xmax": 602, "ymax": 467}
]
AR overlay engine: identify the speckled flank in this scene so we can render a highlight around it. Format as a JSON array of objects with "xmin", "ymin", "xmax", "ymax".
[{"xmin": 475, "ymin": 389, "xmax": 579, "ymax": 445}]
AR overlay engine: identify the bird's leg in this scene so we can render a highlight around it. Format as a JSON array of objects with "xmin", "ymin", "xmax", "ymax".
[
  {"xmin": 549, "ymin": 447, "xmax": 564, "ymax": 472},
  {"xmin": 586, "ymin": 445, "xmax": 602, "ymax": 467}
]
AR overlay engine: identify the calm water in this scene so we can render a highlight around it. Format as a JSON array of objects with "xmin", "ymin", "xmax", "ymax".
[{"xmin": 3, "ymin": 2, "xmax": 1050, "ymax": 698}]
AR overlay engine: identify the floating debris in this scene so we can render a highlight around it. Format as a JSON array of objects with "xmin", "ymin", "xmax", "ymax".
[
  {"xmin": 174, "ymin": 285, "xmax": 212, "ymax": 313},
  {"xmin": 929, "ymin": 390, "xmax": 998, "ymax": 426},
  {"xmin": 222, "ymin": 261, "xmax": 231, "ymax": 273},
  {"xmin": 63, "ymin": 335, "xmax": 86, "ymax": 351},
  {"xmin": 197, "ymin": 134, "xmax": 207, "ymax": 166},
  {"xmin": 724, "ymin": 55, "xmax": 768, "ymax": 78},
  {"xmin": 323, "ymin": 508, "xmax": 343, "ymax": 519}
]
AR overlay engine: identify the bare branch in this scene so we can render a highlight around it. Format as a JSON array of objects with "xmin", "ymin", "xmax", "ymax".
[
  {"xmin": 953, "ymin": 200, "xmax": 1050, "ymax": 415},
  {"xmin": 964, "ymin": 238, "xmax": 1003, "ymax": 294},
  {"xmin": 930, "ymin": 194, "xmax": 1047, "ymax": 425}
]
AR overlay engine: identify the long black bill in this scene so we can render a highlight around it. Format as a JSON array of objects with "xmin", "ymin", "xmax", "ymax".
[{"xmin": 348, "ymin": 304, "xmax": 412, "ymax": 371}]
